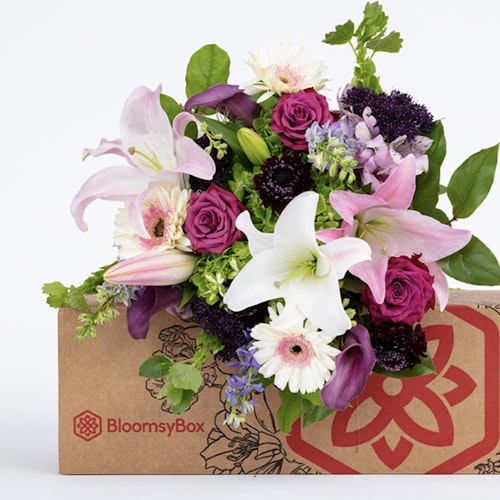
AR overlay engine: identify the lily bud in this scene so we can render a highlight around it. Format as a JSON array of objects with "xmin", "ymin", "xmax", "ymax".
[
  {"xmin": 104, "ymin": 249, "xmax": 198, "ymax": 286},
  {"xmin": 237, "ymin": 128, "xmax": 271, "ymax": 166}
]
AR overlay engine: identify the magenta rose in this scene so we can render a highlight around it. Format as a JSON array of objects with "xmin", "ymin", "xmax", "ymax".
[
  {"xmin": 361, "ymin": 255, "xmax": 435, "ymax": 324},
  {"xmin": 184, "ymin": 183, "xmax": 246, "ymax": 254},
  {"xmin": 269, "ymin": 88, "xmax": 334, "ymax": 150}
]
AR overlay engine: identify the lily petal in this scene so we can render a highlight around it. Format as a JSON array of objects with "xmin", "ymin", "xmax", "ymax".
[
  {"xmin": 374, "ymin": 154, "xmax": 416, "ymax": 209},
  {"xmin": 320, "ymin": 324, "xmax": 376, "ymax": 411},
  {"xmin": 70, "ymin": 166, "xmax": 149, "ymax": 231},
  {"xmin": 120, "ymin": 85, "xmax": 176, "ymax": 173},
  {"xmin": 235, "ymin": 210, "xmax": 274, "ymax": 255},
  {"xmin": 223, "ymin": 248, "xmax": 294, "ymax": 310},
  {"xmin": 104, "ymin": 249, "xmax": 198, "ymax": 286},
  {"xmin": 289, "ymin": 271, "xmax": 352, "ymax": 337}
]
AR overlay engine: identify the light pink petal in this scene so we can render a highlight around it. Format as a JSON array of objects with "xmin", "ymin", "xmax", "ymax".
[
  {"xmin": 172, "ymin": 135, "xmax": 216, "ymax": 180},
  {"xmin": 82, "ymin": 138, "xmax": 130, "ymax": 162},
  {"xmin": 366, "ymin": 207, "xmax": 472, "ymax": 262},
  {"xmin": 120, "ymin": 85, "xmax": 176, "ymax": 172},
  {"xmin": 349, "ymin": 254, "xmax": 389, "ymax": 304},
  {"xmin": 374, "ymin": 154, "xmax": 416, "ymax": 209},
  {"xmin": 173, "ymin": 111, "xmax": 202, "ymax": 138},
  {"xmin": 329, "ymin": 190, "xmax": 385, "ymax": 227},
  {"xmin": 316, "ymin": 227, "xmax": 346, "ymax": 243},
  {"xmin": 70, "ymin": 166, "xmax": 150, "ymax": 231},
  {"xmin": 104, "ymin": 249, "xmax": 198, "ymax": 286},
  {"xmin": 426, "ymin": 261, "xmax": 449, "ymax": 311},
  {"xmin": 320, "ymin": 237, "xmax": 372, "ymax": 279}
]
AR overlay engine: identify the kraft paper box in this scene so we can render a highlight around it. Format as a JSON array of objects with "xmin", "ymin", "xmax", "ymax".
[{"xmin": 58, "ymin": 290, "xmax": 500, "ymax": 475}]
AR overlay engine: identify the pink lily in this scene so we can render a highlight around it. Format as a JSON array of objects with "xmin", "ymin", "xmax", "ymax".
[
  {"xmin": 71, "ymin": 85, "xmax": 215, "ymax": 235},
  {"xmin": 103, "ymin": 249, "xmax": 198, "ymax": 286},
  {"xmin": 320, "ymin": 155, "xmax": 471, "ymax": 307}
]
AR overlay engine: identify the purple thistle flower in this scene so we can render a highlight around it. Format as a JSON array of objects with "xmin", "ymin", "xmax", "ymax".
[{"xmin": 342, "ymin": 87, "xmax": 434, "ymax": 142}]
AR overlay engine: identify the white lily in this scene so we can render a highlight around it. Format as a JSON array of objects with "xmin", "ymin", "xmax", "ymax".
[{"xmin": 223, "ymin": 191, "xmax": 371, "ymax": 338}]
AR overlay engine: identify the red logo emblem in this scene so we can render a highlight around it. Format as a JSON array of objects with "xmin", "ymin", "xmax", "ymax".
[
  {"xmin": 287, "ymin": 305, "xmax": 500, "ymax": 473},
  {"xmin": 73, "ymin": 410, "xmax": 102, "ymax": 441}
]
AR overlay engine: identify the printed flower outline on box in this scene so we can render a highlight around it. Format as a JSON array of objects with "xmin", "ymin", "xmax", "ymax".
[{"xmin": 287, "ymin": 305, "xmax": 500, "ymax": 473}]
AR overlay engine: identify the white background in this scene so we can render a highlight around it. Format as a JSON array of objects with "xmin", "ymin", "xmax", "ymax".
[{"xmin": 1, "ymin": 0, "xmax": 500, "ymax": 497}]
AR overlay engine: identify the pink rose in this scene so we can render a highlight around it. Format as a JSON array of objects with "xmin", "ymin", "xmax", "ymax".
[
  {"xmin": 361, "ymin": 255, "xmax": 435, "ymax": 324},
  {"xmin": 270, "ymin": 88, "xmax": 334, "ymax": 150},
  {"xmin": 184, "ymin": 184, "xmax": 246, "ymax": 254}
]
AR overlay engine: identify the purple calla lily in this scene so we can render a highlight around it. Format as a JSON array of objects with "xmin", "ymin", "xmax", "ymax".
[
  {"xmin": 126, "ymin": 286, "xmax": 183, "ymax": 339},
  {"xmin": 185, "ymin": 84, "xmax": 261, "ymax": 127},
  {"xmin": 320, "ymin": 324, "xmax": 376, "ymax": 411}
]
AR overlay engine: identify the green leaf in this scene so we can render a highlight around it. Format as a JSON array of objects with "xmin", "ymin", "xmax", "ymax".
[
  {"xmin": 198, "ymin": 115, "xmax": 252, "ymax": 168},
  {"xmin": 366, "ymin": 30, "xmax": 403, "ymax": 53},
  {"xmin": 160, "ymin": 94, "xmax": 184, "ymax": 124},
  {"xmin": 373, "ymin": 352, "xmax": 435, "ymax": 378},
  {"xmin": 277, "ymin": 387, "xmax": 303, "ymax": 435},
  {"xmin": 185, "ymin": 44, "xmax": 230, "ymax": 98},
  {"xmin": 412, "ymin": 120, "xmax": 446, "ymax": 215},
  {"xmin": 323, "ymin": 20, "xmax": 355, "ymax": 45},
  {"xmin": 447, "ymin": 144, "xmax": 499, "ymax": 219},
  {"xmin": 157, "ymin": 379, "xmax": 195, "ymax": 414},
  {"xmin": 301, "ymin": 399, "xmax": 334, "ymax": 429},
  {"xmin": 42, "ymin": 281, "xmax": 69, "ymax": 308},
  {"xmin": 168, "ymin": 363, "xmax": 203, "ymax": 392},
  {"xmin": 438, "ymin": 235, "xmax": 500, "ymax": 286},
  {"xmin": 138, "ymin": 355, "xmax": 173, "ymax": 379}
]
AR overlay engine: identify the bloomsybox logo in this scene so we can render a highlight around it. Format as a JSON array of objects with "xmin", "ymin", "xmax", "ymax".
[{"xmin": 73, "ymin": 410, "xmax": 205, "ymax": 442}]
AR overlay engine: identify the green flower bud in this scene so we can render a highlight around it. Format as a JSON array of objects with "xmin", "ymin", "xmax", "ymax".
[{"xmin": 237, "ymin": 127, "xmax": 271, "ymax": 166}]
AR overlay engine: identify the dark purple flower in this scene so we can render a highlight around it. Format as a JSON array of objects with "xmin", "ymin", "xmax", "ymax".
[
  {"xmin": 184, "ymin": 84, "xmax": 261, "ymax": 127},
  {"xmin": 253, "ymin": 153, "xmax": 313, "ymax": 212},
  {"xmin": 320, "ymin": 324, "xmax": 376, "ymax": 411},
  {"xmin": 270, "ymin": 88, "xmax": 334, "ymax": 150},
  {"xmin": 370, "ymin": 322, "xmax": 428, "ymax": 371},
  {"xmin": 191, "ymin": 297, "xmax": 267, "ymax": 361},
  {"xmin": 126, "ymin": 285, "xmax": 183, "ymax": 339}
]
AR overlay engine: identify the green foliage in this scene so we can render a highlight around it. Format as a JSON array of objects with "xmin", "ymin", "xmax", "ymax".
[
  {"xmin": 412, "ymin": 120, "xmax": 446, "ymax": 215},
  {"xmin": 139, "ymin": 330, "xmax": 223, "ymax": 414},
  {"xmin": 42, "ymin": 265, "xmax": 111, "ymax": 311},
  {"xmin": 323, "ymin": 1, "xmax": 403, "ymax": 91},
  {"xmin": 277, "ymin": 387, "xmax": 334, "ymax": 434},
  {"xmin": 160, "ymin": 94, "xmax": 184, "ymax": 123},
  {"xmin": 189, "ymin": 241, "xmax": 251, "ymax": 305},
  {"xmin": 138, "ymin": 355, "xmax": 173, "ymax": 378},
  {"xmin": 438, "ymin": 236, "xmax": 500, "ymax": 286},
  {"xmin": 447, "ymin": 144, "xmax": 499, "ymax": 219},
  {"xmin": 185, "ymin": 44, "xmax": 230, "ymax": 98}
]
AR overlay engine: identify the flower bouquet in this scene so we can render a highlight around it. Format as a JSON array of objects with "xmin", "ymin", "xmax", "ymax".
[{"xmin": 45, "ymin": 1, "xmax": 499, "ymax": 434}]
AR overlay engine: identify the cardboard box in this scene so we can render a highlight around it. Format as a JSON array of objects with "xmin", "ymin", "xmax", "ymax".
[{"xmin": 58, "ymin": 290, "xmax": 500, "ymax": 474}]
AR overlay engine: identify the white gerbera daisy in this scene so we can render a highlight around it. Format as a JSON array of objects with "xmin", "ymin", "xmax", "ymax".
[
  {"xmin": 114, "ymin": 182, "xmax": 191, "ymax": 259},
  {"xmin": 250, "ymin": 302, "xmax": 340, "ymax": 394},
  {"xmin": 242, "ymin": 43, "xmax": 328, "ymax": 102}
]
